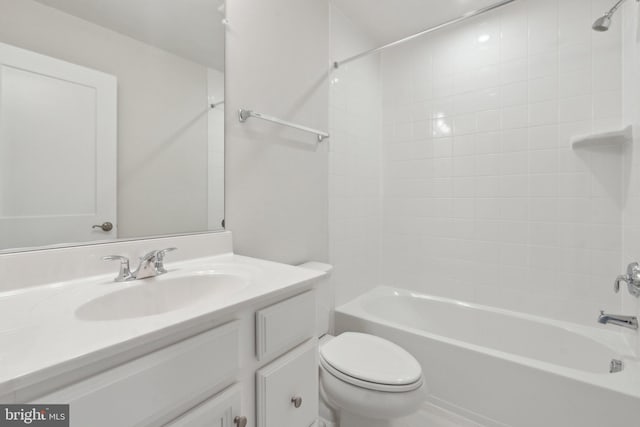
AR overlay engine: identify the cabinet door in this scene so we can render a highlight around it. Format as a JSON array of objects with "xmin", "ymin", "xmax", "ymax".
[
  {"xmin": 36, "ymin": 322, "xmax": 240, "ymax": 427},
  {"xmin": 256, "ymin": 290, "xmax": 316, "ymax": 362},
  {"xmin": 256, "ymin": 339, "xmax": 318, "ymax": 427},
  {"xmin": 165, "ymin": 384, "xmax": 242, "ymax": 427}
]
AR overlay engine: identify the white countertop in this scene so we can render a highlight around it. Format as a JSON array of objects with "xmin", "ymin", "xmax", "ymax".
[{"xmin": 0, "ymin": 253, "xmax": 324, "ymax": 397}]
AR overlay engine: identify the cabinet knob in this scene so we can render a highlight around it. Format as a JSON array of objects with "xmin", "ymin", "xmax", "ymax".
[
  {"xmin": 234, "ymin": 416, "xmax": 247, "ymax": 427},
  {"xmin": 291, "ymin": 396, "xmax": 302, "ymax": 408}
]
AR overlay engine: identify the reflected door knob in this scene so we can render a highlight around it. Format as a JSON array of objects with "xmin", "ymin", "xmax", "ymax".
[
  {"xmin": 92, "ymin": 222, "xmax": 113, "ymax": 232},
  {"xmin": 234, "ymin": 416, "xmax": 247, "ymax": 427},
  {"xmin": 291, "ymin": 396, "xmax": 302, "ymax": 408}
]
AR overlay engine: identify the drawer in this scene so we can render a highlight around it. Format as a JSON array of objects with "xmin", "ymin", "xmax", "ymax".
[
  {"xmin": 36, "ymin": 322, "xmax": 239, "ymax": 427},
  {"xmin": 256, "ymin": 339, "xmax": 318, "ymax": 427},
  {"xmin": 165, "ymin": 384, "xmax": 242, "ymax": 427},
  {"xmin": 256, "ymin": 291, "xmax": 315, "ymax": 361}
]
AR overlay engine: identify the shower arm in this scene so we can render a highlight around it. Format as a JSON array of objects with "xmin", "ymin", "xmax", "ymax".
[{"xmin": 604, "ymin": 0, "xmax": 627, "ymax": 17}]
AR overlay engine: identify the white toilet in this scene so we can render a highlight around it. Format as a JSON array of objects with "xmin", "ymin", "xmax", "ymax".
[{"xmin": 319, "ymin": 332, "xmax": 426, "ymax": 427}]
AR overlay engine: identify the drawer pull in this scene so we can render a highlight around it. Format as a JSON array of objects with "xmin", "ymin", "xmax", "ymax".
[
  {"xmin": 234, "ymin": 416, "xmax": 248, "ymax": 427},
  {"xmin": 291, "ymin": 396, "xmax": 303, "ymax": 408}
]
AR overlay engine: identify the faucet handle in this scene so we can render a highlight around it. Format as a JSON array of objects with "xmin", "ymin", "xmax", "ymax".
[
  {"xmin": 156, "ymin": 247, "xmax": 177, "ymax": 274},
  {"xmin": 614, "ymin": 275, "xmax": 626, "ymax": 293},
  {"xmin": 617, "ymin": 262, "xmax": 640, "ymax": 297},
  {"xmin": 139, "ymin": 250, "xmax": 160, "ymax": 263},
  {"xmin": 102, "ymin": 255, "xmax": 133, "ymax": 282},
  {"xmin": 158, "ymin": 247, "xmax": 177, "ymax": 256},
  {"xmin": 627, "ymin": 262, "xmax": 640, "ymax": 279}
]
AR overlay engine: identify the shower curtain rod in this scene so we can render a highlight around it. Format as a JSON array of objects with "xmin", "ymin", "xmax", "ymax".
[{"xmin": 333, "ymin": 0, "xmax": 519, "ymax": 69}]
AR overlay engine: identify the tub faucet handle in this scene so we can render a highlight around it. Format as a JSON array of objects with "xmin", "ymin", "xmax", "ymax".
[{"xmin": 614, "ymin": 262, "xmax": 640, "ymax": 297}]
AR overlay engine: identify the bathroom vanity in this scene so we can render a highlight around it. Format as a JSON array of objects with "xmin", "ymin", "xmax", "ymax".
[{"xmin": 0, "ymin": 232, "xmax": 326, "ymax": 427}]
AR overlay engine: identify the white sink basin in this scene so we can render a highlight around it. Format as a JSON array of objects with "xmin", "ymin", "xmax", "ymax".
[{"xmin": 75, "ymin": 271, "xmax": 249, "ymax": 321}]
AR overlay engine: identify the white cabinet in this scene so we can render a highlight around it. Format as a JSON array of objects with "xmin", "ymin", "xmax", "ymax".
[
  {"xmin": 37, "ymin": 322, "xmax": 239, "ymax": 427},
  {"xmin": 165, "ymin": 384, "xmax": 242, "ymax": 427},
  {"xmin": 29, "ymin": 290, "xmax": 319, "ymax": 427},
  {"xmin": 256, "ymin": 340, "xmax": 318, "ymax": 427}
]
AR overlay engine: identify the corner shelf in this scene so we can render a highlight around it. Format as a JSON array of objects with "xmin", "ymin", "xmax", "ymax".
[{"xmin": 571, "ymin": 125, "xmax": 633, "ymax": 149}]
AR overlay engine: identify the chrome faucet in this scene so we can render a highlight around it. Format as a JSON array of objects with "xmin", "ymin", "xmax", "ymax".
[
  {"xmin": 614, "ymin": 262, "xmax": 640, "ymax": 297},
  {"xmin": 598, "ymin": 311, "xmax": 638, "ymax": 330},
  {"xmin": 103, "ymin": 247, "xmax": 177, "ymax": 282}
]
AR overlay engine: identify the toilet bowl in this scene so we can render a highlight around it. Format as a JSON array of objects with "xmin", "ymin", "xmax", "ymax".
[{"xmin": 319, "ymin": 332, "xmax": 426, "ymax": 427}]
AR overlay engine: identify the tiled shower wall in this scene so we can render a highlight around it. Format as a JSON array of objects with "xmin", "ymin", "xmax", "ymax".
[
  {"xmin": 329, "ymin": 6, "xmax": 382, "ymax": 307},
  {"xmin": 380, "ymin": 0, "xmax": 625, "ymax": 325},
  {"xmin": 622, "ymin": 0, "xmax": 640, "ymax": 352}
]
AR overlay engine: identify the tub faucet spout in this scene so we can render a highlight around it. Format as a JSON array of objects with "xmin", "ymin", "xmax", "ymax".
[{"xmin": 598, "ymin": 311, "xmax": 638, "ymax": 330}]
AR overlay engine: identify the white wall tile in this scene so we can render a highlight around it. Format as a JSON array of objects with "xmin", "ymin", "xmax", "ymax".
[
  {"xmin": 622, "ymin": 0, "xmax": 640, "ymax": 354},
  {"xmin": 529, "ymin": 125, "xmax": 558, "ymax": 150},
  {"xmin": 530, "ymin": 150, "xmax": 558, "ymax": 174},
  {"xmin": 529, "ymin": 51, "xmax": 559, "ymax": 78},
  {"xmin": 559, "ymin": 96, "xmax": 593, "ymax": 122},
  {"xmin": 529, "ymin": 76, "xmax": 558, "ymax": 103},
  {"xmin": 559, "ymin": 70, "xmax": 592, "ymax": 98},
  {"xmin": 501, "ymin": 105, "xmax": 529, "ymax": 129},
  {"xmin": 501, "ymin": 81, "xmax": 529, "ymax": 107},
  {"xmin": 529, "ymin": 101, "xmax": 558, "ymax": 126},
  {"xmin": 378, "ymin": 0, "xmax": 624, "ymax": 326}
]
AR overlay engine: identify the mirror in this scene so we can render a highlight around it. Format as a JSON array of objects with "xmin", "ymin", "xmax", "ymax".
[{"xmin": 0, "ymin": 0, "xmax": 225, "ymax": 252}]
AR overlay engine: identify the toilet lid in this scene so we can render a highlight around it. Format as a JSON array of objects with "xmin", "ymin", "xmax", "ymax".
[{"xmin": 320, "ymin": 332, "xmax": 422, "ymax": 389}]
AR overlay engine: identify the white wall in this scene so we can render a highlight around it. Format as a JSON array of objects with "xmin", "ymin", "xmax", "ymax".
[
  {"xmin": 0, "ymin": 0, "xmax": 212, "ymax": 239},
  {"xmin": 329, "ymin": 5, "xmax": 383, "ymax": 306},
  {"xmin": 225, "ymin": 0, "xmax": 329, "ymax": 265}
]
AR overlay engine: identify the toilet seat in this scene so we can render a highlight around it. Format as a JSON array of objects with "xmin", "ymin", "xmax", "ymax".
[{"xmin": 320, "ymin": 332, "xmax": 423, "ymax": 393}]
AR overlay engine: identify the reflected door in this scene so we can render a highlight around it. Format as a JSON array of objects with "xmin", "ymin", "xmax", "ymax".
[{"xmin": 0, "ymin": 42, "xmax": 117, "ymax": 250}]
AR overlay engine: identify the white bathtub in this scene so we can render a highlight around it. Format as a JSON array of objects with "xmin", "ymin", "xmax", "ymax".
[{"xmin": 334, "ymin": 287, "xmax": 640, "ymax": 427}]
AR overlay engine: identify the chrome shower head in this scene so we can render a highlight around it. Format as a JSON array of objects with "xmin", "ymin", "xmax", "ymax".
[
  {"xmin": 592, "ymin": 0, "xmax": 637, "ymax": 32},
  {"xmin": 592, "ymin": 14, "xmax": 612, "ymax": 31}
]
